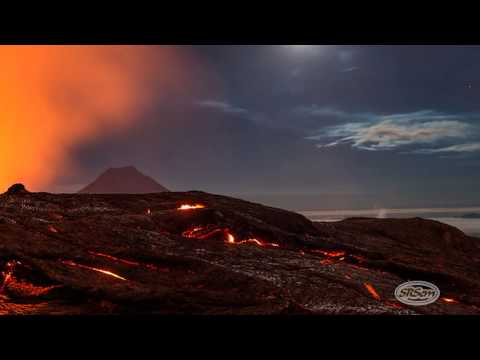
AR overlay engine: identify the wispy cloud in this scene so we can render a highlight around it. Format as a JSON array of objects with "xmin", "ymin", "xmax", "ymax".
[
  {"xmin": 196, "ymin": 100, "xmax": 248, "ymax": 115},
  {"xmin": 341, "ymin": 66, "xmax": 359, "ymax": 73},
  {"xmin": 295, "ymin": 105, "xmax": 371, "ymax": 120},
  {"xmin": 305, "ymin": 109, "xmax": 480, "ymax": 153},
  {"xmin": 412, "ymin": 142, "xmax": 480, "ymax": 154}
]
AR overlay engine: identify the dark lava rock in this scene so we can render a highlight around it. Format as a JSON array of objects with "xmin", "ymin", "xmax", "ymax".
[
  {"xmin": 0, "ymin": 190, "xmax": 478, "ymax": 315},
  {"xmin": 5, "ymin": 183, "xmax": 29, "ymax": 195}
]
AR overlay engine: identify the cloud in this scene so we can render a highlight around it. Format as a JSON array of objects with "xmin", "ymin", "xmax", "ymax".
[
  {"xmin": 0, "ymin": 46, "xmax": 188, "ymax": 191},
  {"xmin": 341, "ymin": 66, "xmax": 359, "ymax": 73},
  {"xmin": 305, "ymin": 109, "xmax": 478, "ymax": 152},
  {"xmin": 295, "ymin": 105, "xmax": 371, "ymax": 120},
  {"xmin": 196, "ymin": 100, "xmax": 248, "ymax": 115},
  {"xmin": 296, "ymin": 106, "xmax": 348, "ymax": 118},
  {"xmin": 412, "ymin": 143, "xmax": 480, "ymax": 154}
]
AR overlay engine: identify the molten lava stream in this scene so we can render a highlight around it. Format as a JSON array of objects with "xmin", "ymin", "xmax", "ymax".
[
  {"xmin": 0, "ymin": 261, "xmax": 16, "ymax": 293},
  {"xmin": 178, "ymin": 204, "xmax": 206, "ymax": 211},
  {"xmin": 88, "ymin": 251, "xmax": 160, "ymax": 271},
  {"xmin": 6, "ymin": 280, "xmax": 62, "ymax": 297},
  {"xmin": 441, "ymin": 297, "xmax": 459, "ymax": 304},
  {"xmin": 363, "ymin": 282, "xmax": 381, "ymax": 301},
  {"xmin": 310, "ymin": 249, "xmax": 346, "ymax": 258},
  {"xmin": 225, "ymin": 231, "xmax": 280, "ymax": 248},
  {"xmin": 88, "ymin": 251, "xmax": 141, "ymax": 267},
  {"xmin": 309, "ymin": 249, "xmax": 348, "ymax": 265},
  {"xmin": 0, "ymin": 260, "xmax": 60, "ymax": 297},
  {"xmin": 61, "ymin": 260, "xmax": 127, "ymax": 281},
  {"xmin": 319, "ymin": 259, "xmax": 335, "ymax": 265},
  {"xmin": 182, "ymin": 226, "xmax": 280, "ymax": 248},
  {"xmin": 182, "ymin": 226, "xmax": 224, "ymax": 240}
]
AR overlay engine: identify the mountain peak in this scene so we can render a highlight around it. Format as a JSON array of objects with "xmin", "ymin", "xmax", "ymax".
[
  {"xmin": 106, "ymin": 165, "xmax": 138, "ymax": 172},
  {"xmin": 78, "ymin": 166, "xmax": 168, "ymax": 194},
  {"xmin": 103, "ymin": 166, "xmax": 143, "ymax": 176}
]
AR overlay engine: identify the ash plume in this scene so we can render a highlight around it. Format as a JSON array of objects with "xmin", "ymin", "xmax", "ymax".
[{"xmin": 0, "ymin": 46, "xmax": 187, "ymax": 191}]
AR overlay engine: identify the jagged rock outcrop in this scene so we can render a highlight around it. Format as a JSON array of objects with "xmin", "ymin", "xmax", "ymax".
[{"xmin": 6, "ymin": 183, "xmax": 29, "ymax": 195}]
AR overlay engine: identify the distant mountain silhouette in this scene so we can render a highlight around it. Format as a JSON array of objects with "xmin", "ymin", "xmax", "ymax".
[{"xmin": 78, "ymin": 166, "xmax": 168, "ymax": 194}]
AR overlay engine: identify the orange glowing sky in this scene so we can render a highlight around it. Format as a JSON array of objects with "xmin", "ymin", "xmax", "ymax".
[{"xmin": 0, "ymin": 45, "xmax": 194, "ymax": 192}]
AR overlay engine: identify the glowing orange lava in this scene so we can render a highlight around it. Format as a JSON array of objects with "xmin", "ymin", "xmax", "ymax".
[
  {"xmin": 1, "ymin": 260, "xmax": 62, "ymax": 296},
  {"xmin": 441, "ymin": 297, "xmax": 458, "ymax": 304},
  {"xmin": 178, "ymin": 204, "xmax": 206, "ymax": 211},
  {"xmin": 182, "ymin": 226, "xmax": 280, "ymax": 248},
  {"xmin": 320, "ymin": 259, "xmax": 335, "ymax": 265},
  {"xmin": 182, "ymin": 226, "xmax": 224, "ymax": 240},
  {"xmin": 182, "ymin": 226, "xmax": 205, "ymax": 238},
  {"xmin": 0, "ymin": 261, "xmax": 16, "ymax": 293},
  {"xmin": 7, "ymin": 280, "xmax": 62, "ymax": 297},
  {"xmin": 225, "ymin": 231, "xmax": 280, "ymax": 248},
  {"xmin": 61, "ymin": 260, "xmax": 127, "ymax": 281},
  {"xmin": 227, "ymin": 233, "xmax": 235, "ymax": 244},
  {"xmin": 88, "ymin": 251, "xmax": 141, "ymax": 267},
  {"xmin": 363, "ymin": 282, "xmax": 381, "ymax": 301},
  {"xmin": 311, "ymin": 250, "xmax": 346, "ymax": 258},
  {"xmin": 88, "ymin": 251, "xmax": 159, "ymax": 271}
]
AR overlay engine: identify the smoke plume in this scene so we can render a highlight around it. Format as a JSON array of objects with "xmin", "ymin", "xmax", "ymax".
[{"xmin": 0, "ymin": 45, "xmax": 185, "ymax": 191}]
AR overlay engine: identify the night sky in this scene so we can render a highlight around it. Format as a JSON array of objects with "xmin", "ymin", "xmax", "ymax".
[{"xmin": 50, "ymin": 46, "xmax": 480, "ymax": 210}]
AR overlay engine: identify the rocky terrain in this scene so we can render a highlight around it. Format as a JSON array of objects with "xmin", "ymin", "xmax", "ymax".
[{"xmin": 1, "ymin": 183, "xmax": 479, "ymax": 315}]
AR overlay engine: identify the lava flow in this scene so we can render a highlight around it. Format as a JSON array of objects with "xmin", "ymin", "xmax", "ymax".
[
  {"xmin": 310, "ymin": 249, "xmax": 347, "ymax": 265},
  {"xmin": 0, "ymin": 260, "xmax": 62, "ymax": 297},
  {"xmin": 182, "ymin": 226, "xmax": 225, "ymax": 240},
  {"xmin": 320, "ymin": 259, "xmax": 336, "ymax": 265},
  {"xmin": 6, "ymin": 280, "xmax": 62, "ymax": 298},
  {"xmin": 441, "ymin": 297, "xmax": 459, "ymax": 304},
  {"xmin": 178, "ymin": 204, "xmax": 206, "ymax": 211},
  {"xmin": 182, "ymin": 226, "xmax": 280, "ymax": 248},
  {"xmin": 363, "ymin": 282, "xmax": 381, "ymax": 301},
  {"xmin": 0, "ymin": 261, "xmax": 17, "ymax": 293},
  {"xmin": 88, "ymin": 251, "xmax": 159, "ymax": 270},
  {"xmin": 88, "ymin": 251, "xmax": 141, "ymax": 267},
  {"xmin": 310, "ymin": 250, "xmax": 346, "ymax": 258},
  {"xmin": 225, "ymin": 231, "xmax": 280, "ymax": 248},
  {"xmin": 61, "ymin": 260, "xmax": 127, "ymax": 281}
]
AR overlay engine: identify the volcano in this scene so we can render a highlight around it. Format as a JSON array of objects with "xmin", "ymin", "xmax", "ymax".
[{"xmin": 78, "ymin": 166, "xmax": 168, "ymax": 194}]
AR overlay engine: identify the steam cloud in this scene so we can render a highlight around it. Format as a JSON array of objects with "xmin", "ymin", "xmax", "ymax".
[{"xmin": 0, "ymin": 46, "xmax": 186, "ymax": 191}]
